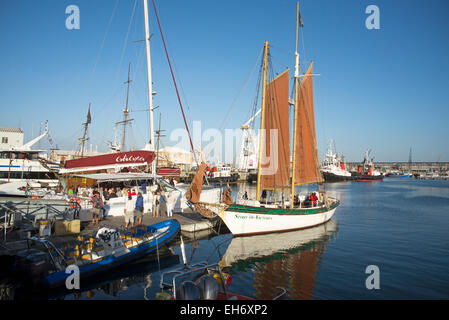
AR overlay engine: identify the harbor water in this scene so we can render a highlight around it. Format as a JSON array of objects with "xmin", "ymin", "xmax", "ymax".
[{"xmin": 2, "ymin": 178, "xmax": 449, "ymax": 300}]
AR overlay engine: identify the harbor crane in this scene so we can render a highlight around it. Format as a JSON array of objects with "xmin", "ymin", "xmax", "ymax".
[{"xmin": 237, "ymin": 109, "xmax": 261, "ymax": 171}]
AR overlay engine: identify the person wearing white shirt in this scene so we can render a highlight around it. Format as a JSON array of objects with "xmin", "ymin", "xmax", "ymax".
[
  {"xmin": 166, "ymin": 191, "xmax": 172, "ymax": 217},
  {"xmin": 147, "ymin": 190, "xmax": 153, "ymax": 216},
  {"xmin": 124, "ymin": 195, "xmax": 136, "ymax": 228}
]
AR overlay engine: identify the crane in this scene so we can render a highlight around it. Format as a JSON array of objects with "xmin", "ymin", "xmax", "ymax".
[{"xmin": 237, "ymin": 109, "xmax": 261, "ymax": 171}]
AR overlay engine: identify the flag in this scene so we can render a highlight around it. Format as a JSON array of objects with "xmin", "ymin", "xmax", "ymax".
[
  {"xmin": 86, "ymin": 105, "xmax": 92, "ymax": 124},
  {"xmin": 298, "ymin": 7, "xmax": 304, "ymax": 27}
]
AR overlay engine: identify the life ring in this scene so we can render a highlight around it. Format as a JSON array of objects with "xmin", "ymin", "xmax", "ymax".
[{"xmin": 69, "ymin": 197, "xmax": 81, "ymax": 209}]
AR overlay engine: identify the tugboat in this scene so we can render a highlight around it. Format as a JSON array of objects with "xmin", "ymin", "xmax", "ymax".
[
  {"xmin": 181, "ymin": 164, "xmax": 239, "ymax": 185},
  {"xmin": 321, "ymin": 140, "xmax": 352, "ymax": 182},
  {"xmin": 350, "ymin": 149, "xmax": 383, "ymax": 181}
]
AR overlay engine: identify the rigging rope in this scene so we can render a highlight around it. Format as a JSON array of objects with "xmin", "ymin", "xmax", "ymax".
[
  {"xmin": 151, "ymin": 0, "xmax": 199, "ymax": 167},
  {"xmin": 219, "ymin": 47, "xmax": 264, "ymax": 132},
  {"xmin": 87, "ymin": 0, "xmax": 120, "ymax": 96}
]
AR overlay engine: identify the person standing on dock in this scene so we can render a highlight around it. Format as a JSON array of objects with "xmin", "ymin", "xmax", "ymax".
[
  {"xmin": 124, "ymin": 194, "xmax": 135, "ymax": 228},
  {"xmin": 166, "ymin": 191, "xmax": 172, "ymax": 217},
  {"xmin": 135, "ymin": 192, "xmax": 144, "ymax": 225},
  {"xmin": 159, "ymin": 191, "xmax": 167, "ymax": 217},
  {"xmin": 91, "ymin": 193, "xmax": 103, "ymax": 226},
  {"xmin": 154, "ymin": 191, "xmax": 159, "ymax": 217},
  {"xmin": 147, "ymin": 188, "xmax": 153, "ymax": 217},
  {"xmin": 166, "ymin": 191, "xmax": 176, "ymax": 217}
]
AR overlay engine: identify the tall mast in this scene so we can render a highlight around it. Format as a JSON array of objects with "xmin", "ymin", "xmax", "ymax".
[
  {"xmin": 155, "ymin": 113, "xmax": 165, "ymax": 170},
  {"xmin": 114, "ymin": 64, "xmax": 134, "ymax": 152},
  {"xmin": 291, "ymin": 2, "xmax": 301, "ymax": 207},
  {"xmin": 122, "ymin": 63, "xmax": 132, "ymax": 151},
  {"xmin": 79, "ymin": 103, "xmax": 91, "ymax": 157},
  {"xmin": 256, "ymin": 40, "xmax": 269, "ymax": 202},
  {"xmin": 143, "ymin": 0, "xmax": 156, "ymax": 176}
]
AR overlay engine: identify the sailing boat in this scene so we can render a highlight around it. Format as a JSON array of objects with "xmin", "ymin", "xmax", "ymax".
[
  {"xmin": 57, "ymin": 0, "xmax": 221, "ymax": 215},
  {"xmin": 196, "ymin": 3, "xmax": 340, "ymax": 236}
]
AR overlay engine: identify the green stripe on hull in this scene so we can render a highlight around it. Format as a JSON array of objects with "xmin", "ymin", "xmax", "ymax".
[{"xmin": 227, "ymin": 201, "xmax": 340, "ymax": 215}]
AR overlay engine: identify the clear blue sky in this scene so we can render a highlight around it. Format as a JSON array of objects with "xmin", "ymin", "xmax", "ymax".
[{"xmin": 1, "ymin": 0, "xmax": 448, "ymax": 163}]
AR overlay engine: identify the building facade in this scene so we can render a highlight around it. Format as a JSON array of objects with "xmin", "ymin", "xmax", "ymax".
[{"xmin": 0, "ymin": 127, "xmax": 24, "ymax": 151}]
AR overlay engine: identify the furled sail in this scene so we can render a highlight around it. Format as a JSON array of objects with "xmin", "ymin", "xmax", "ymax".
[
  {"xmin": 186, "ymin": 161, "xmax": 206, "ymax": 203},
  {"xmin": 293, "ymin": 62, "xmax": 323, "ymax": 185},
  {"xmin": 260, "ymin": 69, "xmax": 291, "ymax": 190}
]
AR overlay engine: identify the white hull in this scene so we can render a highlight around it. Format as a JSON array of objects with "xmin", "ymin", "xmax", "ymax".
[
  {"xmin": 0, "ymin": 181, "xmax": 28, "ymax": 197},
  {"xmin": 0, "ymin": 180, "xmax": 59, "ymax": 197},
  {"xmin": 218, "ymin": 202, "xmax": 338, "ymax": 236}
]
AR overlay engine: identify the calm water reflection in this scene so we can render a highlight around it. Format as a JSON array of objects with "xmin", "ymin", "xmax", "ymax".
[{"xmin": 2, "ymin": 178, "xmax": 449, "ymax": 299}]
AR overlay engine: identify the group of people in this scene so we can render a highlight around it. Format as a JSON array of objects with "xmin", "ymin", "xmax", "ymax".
[
  {"xmin": 124, "ymin": 192, "xmax": 144, "ymax": 228},
  {"xmin": 294, "ymin": 192, "xmax": 319, "ymax": 207},
  {"xmin": 123, "ymin": 188, "xmax": 176, "ymax": 228},
  {"xmin": 67, "ymin": 185, "xmax": 145, "ymax": 201},
  {"xmin": 82, "ymin": 184, "xmax": 177, "ymax": 229},
  {"xmin": 258, "ymin": 190, "xmax": 321, "ymax": 208}
]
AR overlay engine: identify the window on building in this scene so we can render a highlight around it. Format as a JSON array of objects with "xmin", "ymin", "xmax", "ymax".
[{"xmin": 1, "ymin": 137, "xmax": 8, "ymax": 144}]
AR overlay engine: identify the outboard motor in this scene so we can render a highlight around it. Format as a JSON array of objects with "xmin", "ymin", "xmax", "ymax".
[
  {"xmin": 96, "ymin": 227, "xmax": 119, "ymax": 243},
  {"xmin": 196, "ymin": 275, "xmax": 219, "ymax": 300},
  {"xmin": 176, "ymin": 281, "xmax": 200, "ymax": 300}
]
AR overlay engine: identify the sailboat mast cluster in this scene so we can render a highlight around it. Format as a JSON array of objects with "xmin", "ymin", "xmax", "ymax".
[
  {"xmin": 203, "ymin": 2, "xmax": 340, "ymax": 236},
  {"xmin": 255, "ymin": 2, "xmax": 323, "ymax": 206}
]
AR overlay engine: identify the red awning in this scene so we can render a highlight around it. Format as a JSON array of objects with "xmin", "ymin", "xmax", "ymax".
[{"xmin": 62, "ymin": 150, "xmax": 155, "ymax": 173}]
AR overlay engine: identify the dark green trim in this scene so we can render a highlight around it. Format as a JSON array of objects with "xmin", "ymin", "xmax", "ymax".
[{"xmin": 227, "ymin": 200, "xmax": 340, "ymax": 216}]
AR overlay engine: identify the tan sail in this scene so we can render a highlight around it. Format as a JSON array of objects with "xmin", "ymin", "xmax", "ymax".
[
  {"xmin": 260, "ymin": 69, "xmax": 291, "ymax": 190},
  {"xmin": 293, "ymin": 62, "xmax": 323, "ymax": 185},
  {"xmin": 186, "ymin": 161, "xmax": 206, "ymax": 203}
]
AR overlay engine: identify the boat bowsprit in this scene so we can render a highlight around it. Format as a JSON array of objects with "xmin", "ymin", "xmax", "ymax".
[{"xmin": 14, "ymin": 220, "xmax": 180, "ymax": 288}]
